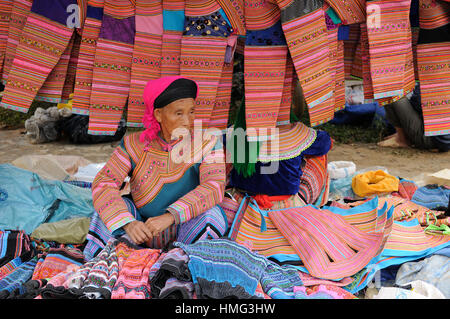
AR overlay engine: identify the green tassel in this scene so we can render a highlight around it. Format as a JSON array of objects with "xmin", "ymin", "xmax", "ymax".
[
  {"xmin": 230, "ymin": 98, "xmax": 261, "ymax": 178},
  {"xmin": 290, "ymin": 106, "xmax": 300, "ymax": 123}
]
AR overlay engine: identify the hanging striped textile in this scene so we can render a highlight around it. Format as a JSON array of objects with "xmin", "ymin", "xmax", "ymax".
[
  {"xmin": 34, "ymin": 33, "xmax": 75, "ymax": 103},
  {"xmin": 280, "ymin": 0, "xmax": 335, "ymax": 127},
  {"xmin": 365, "ymin": 0, "xmax": 412, "ymax": 101},
  {"xmin": 325, "ymin": 0, "xmax": 366, "ymax": 25},
  {"xmin": 0, "ymin": 0, "xmax": 76, "ymax": 113},
  {"xmin": 416, "ymin": 41, "xmax": 450, "ymax": 136},
  {"xmin": 334, "ymin": 39, "xmax": 345, "ymax": 110},
  {"xmin": 360, "ymin": 22, "xmax": 374, "ymax": 100},
  {"xmin": 411, "ymin": 26, "xmax": 420, "ymax": 80},
  {"xmin": 180, "ymin": 2, "xmax": 236, "ymax": 130},
  {"xmin": 418, "ymin": 0, "xmax": 450, "ymax": 29},
  {"xmin": 160, "ymin": 0, "xmax": 184, "ymax": 76},
  {"xmin": 351, "ymin": 36, "xmax": 363, "ymax": 78},
  {"xmin": 0, "ymin": 0, "xmax": 13, "ymax": 78},
  {"xmin": 1, "ymin": 0, "xmax": 32, "ymax": 84},
  {"xmin": 209, "ymin": 54, "xmax": 234, "ymax": 132},
  {"xmin": 61, "ymin": 30, "xmax": 82, "ymax": 102},
  {"xmin": 343, "ymin": 23, "xmax": 360, "ymax": 79},
  {"xmin": 87, "ymin": 0, "xmax": 136, "ymax": 135},
  {"xmin": 244, "ymin": 0, "xmax": 280, "ymax": 31},
  {"xmin": 326, "ymin": 23, "xmax": 337, "ymax": 112},
  {"xmin": 127, "ymin": 0, "xmax": 163, "ymax": 128},
  {"xmin": 217, "ymin": 0, "xmax": 245, "ymax": 36},
  {"xmin": 180, "ymin": 36, "xmax": 228, "ymax": 128},
  {"xmin": 71, "ymin": 0, "xmax": 105, "ymax": 115},
  {"xmin": 244, "ymin": 44, "xmax": 288, "ymax": 141},
  {"xmin": 276, "ymin": 53, "xmax": 294, "ymax": 126},
  {"xmin": 269, "ymin": 198, "xmax": 393, "ymax": 280}
]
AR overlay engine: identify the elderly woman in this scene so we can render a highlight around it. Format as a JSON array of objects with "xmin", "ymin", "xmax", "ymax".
[{"xmin": 83, "ymin": 76, "xmax": 228, "ymax": 260}]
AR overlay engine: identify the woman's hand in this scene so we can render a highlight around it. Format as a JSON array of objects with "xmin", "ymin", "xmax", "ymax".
[
  {"xmin": 123, "ymin": 220, "xmax": 153, "ymax": 245},
  {"xmin": 145, "ymin": 213, "xmax": 175, "ymax": 237}
]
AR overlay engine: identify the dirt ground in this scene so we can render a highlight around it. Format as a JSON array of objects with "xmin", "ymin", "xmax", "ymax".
[{"xmin": 1, "ymin": 128, "xmax": 449, "ymax": 184}]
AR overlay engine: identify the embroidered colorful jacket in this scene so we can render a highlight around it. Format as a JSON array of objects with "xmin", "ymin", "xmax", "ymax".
[{"xmin": 92, "ymin": 131, "xmax": 226, "ymax": 233}]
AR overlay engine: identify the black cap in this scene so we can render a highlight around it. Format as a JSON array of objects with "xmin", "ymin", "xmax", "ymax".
[{"xmin": 154, "ymin": 78, "xmax": 198, "ymax": 109}]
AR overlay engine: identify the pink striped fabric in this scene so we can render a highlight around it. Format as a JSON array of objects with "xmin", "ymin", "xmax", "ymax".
[
  {"xmin": 269, "ymin": 203, "xmax": 393, "ymax": 280},
  {"xmin": 127, "ymin": 0, "xmax": 163, "ymax": 128},
  {"xmin": 71, "ymin": 0, "xmax": 105, "ymax": 115},
  {"xmin": 244, "ymin": 45, "xmax": 288, "ymax": 141}
]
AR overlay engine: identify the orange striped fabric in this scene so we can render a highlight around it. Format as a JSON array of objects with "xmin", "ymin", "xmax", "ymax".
[
  {"xmin": 416, "ymin": 41, "xmax": 450, "ymax": 136},
  {"xmin": 360, "ymin": 22, "xmax": 374, "ymax": 100},
  {"xmin": 0, "ymin": 0, "xmax": 13, "ymax": 78},
  {"xmin": 160, "ymin": 0, "xmax": 184, "ymax": 76},
  {"xmin": 334, "ymin": 35, "xmax": 346, "ymax": 111},
  {"xmin": 87, "ymin": 0, "xmax": 135, "ymax": 135},
  {"xmin": 326, "ymin": 27, "xmax": 347, "ymax": 112},
  {"xmin": 244, "ymin": 45, "xmax": 288, "ymax": 141},
  {"xmin": 418, "ymin": 0, "xmax": 450, "ymax": 29},
  {"xmin": 185, "ymin": 0, "xmax": 220, "ymax": 16},
  {"xmin": 234, "ymin": 197, "xmax": 304, "ymax": 262},
  {"xmin": 71, "ymin": 0, "xmax": 105, "ymax": 115},
  {"xmin": 343, "ymin": 23, "xmax": 360, "ymax": 80},
  {"xmin": 383, "ymin": 219, "xmax": 450, "ymax": 254},
  {"xmin": 61, "ymin": 31, "xmax": 82, "ymax": 102},
  {"xmin": 160, "ymin": 29, "xmax": 182, "ymax": 76},
  {"xmin": 0, "ymin": 11, "xmax": 74, "ymax": 113},
  {"xmin": 366, "ymin": 0, "xmax": 413, "ymax": 102},
  {"xmin": 276, "ymin": 53, "xmax": 294, "ymax": 126},
  {"xmin": 209, "ymin": 56, "xmax": 234, "ymax": 132},
  {"xmin": 1, "ymin": 0, "xmax": 32, "ymax": 85},
  {"xmin": 217, "ymin": 0, "xmax": 245, "ymax": 35},
  {"xmin": 282, "ymin": 7, "xmax": 335, "ymax": 127},
  {"xmin": 244, "ymin": 0, "xmax": 280, "ymax": 31},
  {"xmin": 351, "ymin": 37, "xmax": 363, "ymax": 79},
  {"xmin": 268, "ymin": 202, "xmax": 393, "ymax": 280},
  {"xmin": 180, "ymin": 36, "xmax": 228, "ymax": 128},
  {"xmin": 34, "ymin": 33, "xmax": 75, "ymax": 103},
  {"xmin": 378, "ymin": 196, "xmax": 450, "ymax": 227},
  {"xmin": 325, "ymin": 0, "xmax": 366, "ymax": 25},
  {"xmin": 127, "ymin": 0, "xmax": 163, "ymax": 128},
  {"xmin": 411, "ymin": 26, "xmax": 420, "ymax": 80}
]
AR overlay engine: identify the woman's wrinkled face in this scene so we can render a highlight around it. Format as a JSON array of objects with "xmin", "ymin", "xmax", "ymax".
[{"xmin": 153, "ymin": 98, "xmax": 195, "ymax": 141}]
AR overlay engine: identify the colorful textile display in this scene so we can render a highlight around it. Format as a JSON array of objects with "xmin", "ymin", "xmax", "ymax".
[
  {"xmin": 127, "ymin": 0, "xmax": 163, "ymax": 127},
  {"xmin": 365, "ymin": 0, "xmax": 415, "ymax": 103},
  {"xmin": 87, "ymin": 0, "xmax": 136, "ymax": 135},
  {"xmin": 280, "ymin": 0, "xmax": 335, "ymax": 127},
  {"xmin": 0, "ymin": 0, "xmax": 446, "ymax": 138},
  {"xmin": 0, "ymin": 0, "xmax": 76, "ymax": 113},
  {"xmin": 71, "ymin": 0, "xmax": 105, "ymax": 116},
  {"xmin": 31, "ymin": 246, "xmax": 85, "ymax": 281},
  {"xmin": 268, "ymin": 198, "xmax": 393, "ymax": 280},
  {"xmin": 1, "ymin": 0, "xmax": 33, "ymax": 84},
  {"xmin": 416, "ymin": 41, "xmax": 450, "ymax": 136}
]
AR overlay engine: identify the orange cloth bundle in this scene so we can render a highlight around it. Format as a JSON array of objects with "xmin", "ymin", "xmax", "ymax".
[{"xmin": 352, "ymin": 170, "xmax": 399, "ymax": 197}]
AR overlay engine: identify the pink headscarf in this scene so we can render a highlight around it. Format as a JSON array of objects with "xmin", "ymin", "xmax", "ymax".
[{"xmin": 140, "ymin": 76, "xmax": 199, "ymax": 143}]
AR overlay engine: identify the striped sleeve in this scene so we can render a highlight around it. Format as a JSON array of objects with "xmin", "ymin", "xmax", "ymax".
[
  {"xmin": 91, "ymin": 138, "xmax": 135, "ymax": 233},
  {"xmin": 166, "ymin": 137, "xmax": 226, "ymax": 225}
]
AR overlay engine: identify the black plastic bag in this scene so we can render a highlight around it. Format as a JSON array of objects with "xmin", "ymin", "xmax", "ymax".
[{"xmin": 58, "ymin": 114, "xmax": 127, "ymax": 144}]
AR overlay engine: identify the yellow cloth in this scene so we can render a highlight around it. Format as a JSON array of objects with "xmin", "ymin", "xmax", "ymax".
[{"xmin": 352, "ymin": 170, "xmax": 399, "ymax": 197}]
